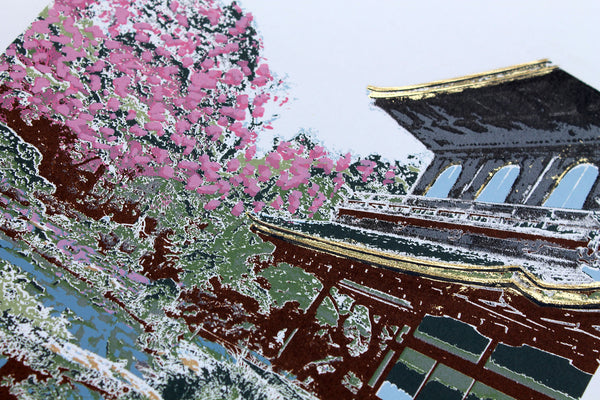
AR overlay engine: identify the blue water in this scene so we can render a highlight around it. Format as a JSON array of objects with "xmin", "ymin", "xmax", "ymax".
[
  {"xmin": 66, "ymin": 383, "xmax": 101, "ymax": 400},
  {"xmin": 194, "ymin": 335, "xmax": 236, "ymax": 363},
  {"xmin": 0, "ymin": 238, "xmax": 149, "ymax": 377}
]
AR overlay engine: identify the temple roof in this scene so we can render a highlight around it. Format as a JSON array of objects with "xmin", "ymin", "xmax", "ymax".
[
  {"xmin": 369, "ymin": 60, "xmax": 600, "ymax": 152},
  {"xmin": 368, "ymin": 59, "xmax": 556, "ymax": 100}
]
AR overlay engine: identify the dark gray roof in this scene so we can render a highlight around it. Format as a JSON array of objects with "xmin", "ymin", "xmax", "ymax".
[{"xmin": 370, "ymin": 60, "xmax": 600, "ymax": 153}]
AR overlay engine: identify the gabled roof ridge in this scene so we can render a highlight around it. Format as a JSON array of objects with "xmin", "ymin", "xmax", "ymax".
[{"xmin": 368, "ymin": 59, "xmax": 557, "ymax": 100}]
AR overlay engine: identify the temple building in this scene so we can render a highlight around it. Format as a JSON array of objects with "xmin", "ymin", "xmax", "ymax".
[
  {"xmin": 249, "ymin": 60, "xmax": 600, "ymax": 400},
  {"xmin": 369, "ymin": 59, "xmax": 600, "ymax": 210}
]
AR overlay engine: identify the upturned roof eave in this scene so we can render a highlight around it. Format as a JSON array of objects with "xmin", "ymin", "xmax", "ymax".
[{"xmin": 367, "ymin": 59, "xmax": 557, "ymax": 100}]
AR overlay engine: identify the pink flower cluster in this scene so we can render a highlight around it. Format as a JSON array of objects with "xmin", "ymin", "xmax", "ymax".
[{"xmin": 0, "ymin": 0, "xmax": 372, "ymax": 218}]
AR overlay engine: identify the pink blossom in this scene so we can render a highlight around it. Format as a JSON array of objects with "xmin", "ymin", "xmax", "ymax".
[
  {"xmin": 253, "ymin": 93, "xmax": 270, "ymax": 107},
  {"xmin": 215, "ymin": 33, "xmax": 227, "ymax": 43},
  {"xmin": 252, "ymin": 106, "xmax": 264, "ymax": 118},
  {"xmin": 245, "ymin": 145, "xmax": 256, "ymax": 161},
  {"xmin": 31, "ymin": 77, "xmax": 50, "ymax": 93},
  {"xmin": 227, "ymin": 158, "xmax": 240, "ymax": 172},
  {"xmin": 205, "ymin": 125, "xmax": 222, "ymax": 140},
  {"xmin": 336, "ymin": 153, "xmax": 351, "ymax": 172},
  {"xmin": 253, "ymin": 201, "xmax": 265, "ymax": 213},
  {"xmin": 90, "ymin": 75, "xmax": 102, "ymax": 91},
  {"xmin": 204, "ymin": 168, "xmax": 220, "ymax": 182},
  {"xmin": 243, "ymin": 178, "xmax": 260, "ymax": 197},
  {"xmin": 129, "ymin": 141, "xmax": 143, "ymax": 157},
  {"xmin": 107, "ymin": 97, "xmax": 120, "ymax": 111},
  {"xmin": 256, "ymin": 63, "xmax": 270, "ymax": 77},
  {"xmin": 189, "ymin": 110, "xmax": 202, "ymax": 122},
  {"xmin": 271, "ymin": 195, "xmax": 283, "ymax": 210},
  {"xmin": 223, "ymin": 69, "xmax": 243, "ymax": 86},
  {"xmin": 276, "ymin": 170, "xmax": 289, "ymax": 189},
  {"xmin": 151, "ymin": 147, "xmax": 170, "ymax": 163},
  {"xmin": 257, "ymin": 164, "xmax": 271, "ymax": 182},
  {"xmin": 237, "ymin": 60, "xmax": 251, "ymax": 76},
  {"xmin": 144, "ymin": 121, "xmax": 163, "ymax": 135},
  {"xmin": 204, "ymin": 199, "xmax": 221, "ymax": 210},
  {"xmin": 127, "ymin": 272, "xmax": 150, "ymax": 285},
  {"xmin": 333, "ymin": 173, "xmax": 345, "ymax": 192},
  {"xmin": 288, "ymin": 190, "xmax": 302, "ymax": 214},
  {"xmin": 266, "ymin": 151, "xmax": 281, "ymax": 169},
  {"xmin": 114, "ymin": 7, "xmax": 129, "ymax": 25},
  {"xmin": 84, "ymin": 25, "xmax": 105, "ymax": 40},
  {"xmin": 236, "ymin": 94, "xmax": 249, "ymax": 108},
  {"xmin": 308, "ymin": 183, "xmax": 320, "ymax": 197},
  {"xmin": 129, "ymin": 124, "xmax": 146, "ymax": 137},
  {"xmin": 201, "ymin": 59, "xmax": 214, "ymax": 69},
  {"xmin": 201, "ymin": 8, "xmax": 222, "ymax": 25},
  {"xmin": 55, "ymin": 104, "xmax": 70, "ymax": 116},
  {"xmin": 178, "ymin": 160, "xmax": 200, "ymax": 170},
  {"xmin": 230, "ymin": 175, "xmax": 242, "ymax": 187},
  {"xmin": 190, "ymin": 72, "xmax": 217, "ymax": 89},
  {"xmin": 105, "ymin": 40, "xmax": 122, "ymax": 50},
  {"xmin": 197, "ymin": 185, "xmax": 219, "ymax": 195},
  {"xmin": 175, "ymin": 119, "xmax": 191, "ymax": 134},
  {"xmin": 277, "ymin": 141, "xmax": 296, "ymax": 160},
  {"xmin": 180, "ymin": 136, "xmax": 196, "ymax": 155},
  {"xmin": 135, "ymin": 32, "xmax": 150, "ymax": 43},
  {"xmin": 252, "ymin": 76, "xmax": 268, "ymax": 87},
  {"xmin": 242, "ymin": 164, "xmax": 255, "ymax": 177},
  {"xmin": 31, "ymin": 20, "xmax": 50, "ymax": 35},
  {"xmin": 231, "ymin": 201, "xmax": 244, "ymax": 216},
  {"xmin": 383, "ymin": 170, "xmax": 395, "ymax": 185},
  {"xmin": 185, "ymin": 173, "xmax": 202, "ymax": 190},
  {"xmin": 309, "ymin": 192, "xmax": 326, "ymax": 212},
  {"xmin": 158, "ymin": 165, "xmax": 174, "ymax": 179},
  {"xmin": 220, "ymin": 106, "xmax": 245, "ymax": 121},
  {"xmin": 133, "ymin": 22, "xmax": 154, "ymax": 31},
  {"xmin": 316, "ymin": 156, "xmax": 334, "ymax": 174},
  {"xmin": 99, "ymin": 127, "xmax": 114, "ymax": 136},
  {"xmin": 148, "ymin": 102, "xmax": 166, "ymax": 121},
  {"xmin": 175, "ymin": 14, "xmax": 189, "ymax": 28},
  {"xmin": 89, "ymin": 102, "xmax": 103, "ymax": 112},
  {"xmin": 309, "ymin": 146, "xmax": 327, "ymax": 160},
  {"xmin": 290, "ymin": 157, "xmax": 310, "ymax": 175},
  {"xmin": 88, "ymin": 60, "xmax": 106, "ymax": 73},
  {"xmin": 147, "ymin": 75, "xmax": 161, "ymax": 85},
  {"xmin": 217, "ymin": 179, "xmax": 231, "ymax": 194},
  {"xmin": 357, "ymin": 159, "xmax": 376, "ymax": 182}
]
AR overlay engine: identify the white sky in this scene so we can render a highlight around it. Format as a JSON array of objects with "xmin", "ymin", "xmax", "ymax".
[
  {"xmin": 239, "ymin": 0, "xmax": 600, "ymax": 162},
  {"xmin": 3, "ymin": 1, "xmax": 600, "ymax": 162},
  {"xmin": 2, "ymin": 2, "xmax": 600, "ymax": 395}
]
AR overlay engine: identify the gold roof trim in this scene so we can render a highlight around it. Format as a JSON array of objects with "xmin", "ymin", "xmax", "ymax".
[
  {"xmin": 368, "ymin": 59, "xmax": 557, "ymax": 100},
  {"xmin": 249, "ymin": 214, "xmax": 600, "ymax": 308}
]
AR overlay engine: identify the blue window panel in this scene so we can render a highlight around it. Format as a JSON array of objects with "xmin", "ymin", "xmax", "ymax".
[
  {"xmin": 543, "ymin": 164, "xmax": 598, "ymax": 209},
  {"xmin": 426, "ymin": 165, "xmax": 462, "ymax": 199},
  {"xmin": 377, "ymin": 381, "xmax": 413, "ymax": 400},
  {"xmin": 476, "ymin": 165, "xmax": 520, "ymax": 204},
  {"xmin": 583, "ymin": 266, "xmax": 600, "ymax": 282}
]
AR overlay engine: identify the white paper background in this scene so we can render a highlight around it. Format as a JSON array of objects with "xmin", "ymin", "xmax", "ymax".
[{"xmin": 1, "ymin": 1, "xmax": 599, "ymax": 398}]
